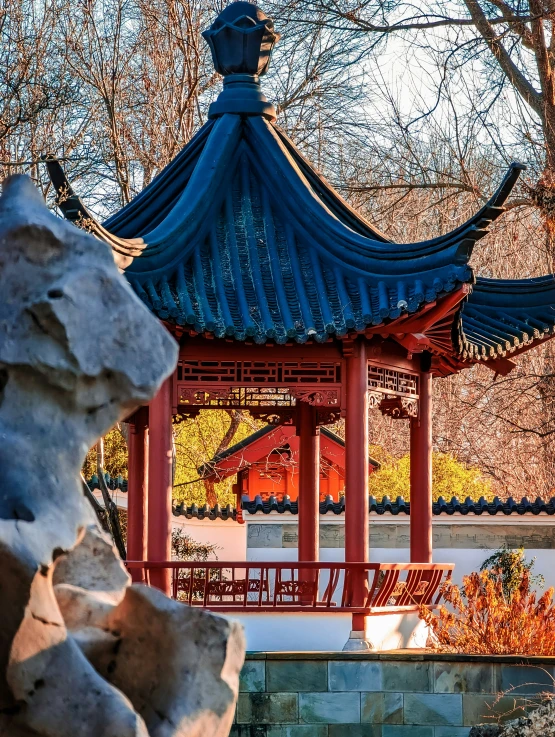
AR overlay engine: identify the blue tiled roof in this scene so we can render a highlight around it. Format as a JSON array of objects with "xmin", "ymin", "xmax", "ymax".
[
  {"xmin": 459, "ymin": 276, "xmax": 555, "ymax": 361},
  {"xmin": 169, "ymin": 494, "xmax": 555, "ymax": 520},
  {"xmin": 44, "ymin": 0, "xmax": 555, "ymax": 363},
  {"xmin": 173, "ymin": 501, "xmax": 237, "ymax": 521},
  {"xmin": 45, "ymin": 119, "xmax": 524, "ymax": 346},
  {"xmin": 242, "ymin": 494, "xmax": 555, "ymax": 516}
]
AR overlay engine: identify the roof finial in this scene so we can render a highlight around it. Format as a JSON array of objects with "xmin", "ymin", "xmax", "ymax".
[{"xmin": 203, "ymin": 2, "xmax": 279, "ymax": 121}]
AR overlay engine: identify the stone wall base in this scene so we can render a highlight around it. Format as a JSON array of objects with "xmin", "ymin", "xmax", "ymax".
[{"xmin": 233, "ymin": 652, "xmax": 555, "ymax": 736}]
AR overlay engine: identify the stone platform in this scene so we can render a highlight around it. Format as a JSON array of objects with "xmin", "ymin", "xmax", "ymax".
[{"xmin": 231, "ymin": 651, "xmax": 555, "ymax": 736}]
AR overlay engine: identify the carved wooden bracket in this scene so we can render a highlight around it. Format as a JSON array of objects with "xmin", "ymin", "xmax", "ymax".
[{"xmin": 368, "ymin": 391, "xmax": 418, "ymax": 419}]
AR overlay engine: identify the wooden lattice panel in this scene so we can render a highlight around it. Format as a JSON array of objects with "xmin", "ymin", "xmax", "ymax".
[
  {"xmin": 175, "ymin": 360, "xmax": 342, "ymax": 411},
  {"xmin": 177, "ymin": 360, "xmax": 341, "ymax": 384},
  {"xmin": 367, "ymin": 363, "xmax": 419, "ymax": 397}
]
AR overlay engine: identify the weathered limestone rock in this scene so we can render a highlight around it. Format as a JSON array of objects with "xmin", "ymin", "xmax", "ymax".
[
  {"xmin": 469, "ymin": 726, "xmax": 503, "ymax": 737},
  {"xmin": 0, "ymin": 175, "xmax": 245, "ymax": 737}
]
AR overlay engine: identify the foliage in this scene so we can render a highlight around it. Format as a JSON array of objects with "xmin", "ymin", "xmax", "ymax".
[
  {"xmin": 85, "ymin": 414, "xmax": 498, "ymax": 508},
  {"xmin": 118, "ymin": 509, "xmax": 127, "ymax": 547},
  {"xmin": 171, "ymin": 528, "xmax": 219, "ymax": 602},
  {"xmin": 368, "ymin": 449, "xmax": 493, "ymax": 502},
  {"xmin": 173, "ymin": 410, "xmax": 262, "ymax": 507},
  {"xmin": 81, "ymin": 410, "xmax": 260, "ymax": 507},
  {"xmin": 171, "ymin": 528, "xmax": 218, "ymax": 561},
  {"xmin": 481, "ymin": 546, "xmax": 544, "ymax": 601},
  {"xmin": 83, "ymin": 425, "xmax": 128, "ymax": 480},
  {"xmin": 421, "ymin": 550, "xmax": 555, "ymax": 655}
]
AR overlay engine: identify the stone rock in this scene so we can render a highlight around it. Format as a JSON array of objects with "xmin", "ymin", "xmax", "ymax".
[
  {"xmin": 469, "ymin": 726, "xmax": 503, "ymax": 737},
  {"xmin": 0, "ymin": 175, "xmax": 245, "ymax": 737}
]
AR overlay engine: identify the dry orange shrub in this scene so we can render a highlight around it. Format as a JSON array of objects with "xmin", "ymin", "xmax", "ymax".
[{"xmin": 420, "ymin": 569, "xmax": 555, "ymax": 655}]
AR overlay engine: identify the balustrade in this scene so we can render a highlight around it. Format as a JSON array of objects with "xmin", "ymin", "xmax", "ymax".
[{"xmin": 125, "ymin": 561, "xmax": 453, "ymax": 614}]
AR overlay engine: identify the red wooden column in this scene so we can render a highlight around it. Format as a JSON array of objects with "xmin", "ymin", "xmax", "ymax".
[
  {"xmin": 147, "ymin": 376, "xmax": 173, "ymax": 594},
  {"xmin": 410, "ymin": 354, "xmax": 433, "ymax": 562},
  {"xmin": 297, "ymin": 400, "xmax": 319, "ymax": 562},
  {"xmin": 127, "ymin": 410, "xmax": 149, "ymax": 581},
  {"xmin": 344, "ymin": 339, "xmax": 369, "ymax": 628}
]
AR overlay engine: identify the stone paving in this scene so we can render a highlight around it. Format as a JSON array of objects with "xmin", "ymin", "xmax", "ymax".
[{"xmin": 231, "ymin": 652, "xmax": 555, "ymax": 736}]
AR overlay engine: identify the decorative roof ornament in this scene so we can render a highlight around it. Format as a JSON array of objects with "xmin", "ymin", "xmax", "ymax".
[{"xmin": 203, "ymin": 2, "xmax": 280, "ymax": 121}]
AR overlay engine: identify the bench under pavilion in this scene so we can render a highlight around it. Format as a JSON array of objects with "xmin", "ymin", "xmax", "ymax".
[{"xmin": 47, "ymin": 2, "xmax": 555, "ymax": 648}]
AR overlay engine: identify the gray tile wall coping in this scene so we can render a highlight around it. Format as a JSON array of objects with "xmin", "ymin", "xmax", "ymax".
[{"xmin": 245, "ymin": 651, "xmax": 555, "ymax": 665}]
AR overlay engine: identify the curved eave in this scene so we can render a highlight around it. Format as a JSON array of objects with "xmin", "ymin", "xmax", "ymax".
[
  {"xmin": 46, "ymin": 116, "xmax": 524, "ymax": 274},
  {"xmin": 273, "ymin": 126, "xmax": 526, "ymax": 251},
  {"xmin": 272, "ymin": 125, "xmax": 392, "ymax": 242},
  {"xmin": 103, "ymin": 121, "xmax": 216, "ymax": 237},
  {"xmin": 44, "ymin": 116, "xmax": 525, "ymax": 344},
  {"xmin": 240, "ymin": 118, "xmax": 524, "ymax": 273},
  {"xmin": 44, "ymin": 157, "xmax": 146, "ymax": 267},
  {"xmin": 458, "ymin": 275, "xmax": 555, "ymax": 361}
]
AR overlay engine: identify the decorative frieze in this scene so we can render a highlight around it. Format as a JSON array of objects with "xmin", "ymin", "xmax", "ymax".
[
  {"xmin": 174, "ymin": 359, "xmax": 421, "ymax": 419},
  {"xmin": 368, "ymin": 364, "xmax": 419, "ymax": 419},
  {"xmin": 174, "ymin": 360, "xmax": 343, "ymax": 417},
  {"xmin": 178, "ymin": 386, "xmax": 296, "ymax": 408},
  {"xmin": 368, "ymin": 391, "xmax": 418, "ymax": 419},
  {"xmin": 379, "ymin": 395, "xmax": 419, "ymax": 419}
]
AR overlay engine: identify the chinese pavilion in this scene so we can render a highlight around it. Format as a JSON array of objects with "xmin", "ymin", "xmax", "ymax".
[{"xmin": 47, "ymin": 2, "xmax": 555, "ymax": 643}]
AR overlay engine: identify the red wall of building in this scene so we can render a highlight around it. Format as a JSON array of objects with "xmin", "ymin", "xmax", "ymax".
[{"xmin": 244, "ymin": 451, "xmax": 345, "ymax": 502}]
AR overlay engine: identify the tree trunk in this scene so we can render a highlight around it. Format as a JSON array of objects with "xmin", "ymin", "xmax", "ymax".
[
  {"xmin": 96, "ymin": 438, "xmax": 127, "ymax": 559},
  {"xmin": 203, "ymin": 411, "xmax": 243, "ymax": 507}
]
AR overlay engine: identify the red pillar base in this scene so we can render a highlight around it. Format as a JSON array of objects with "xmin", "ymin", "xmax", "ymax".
[{"xmin": 343, "ymin": 615, "xmax": 374, "ymax": 652}]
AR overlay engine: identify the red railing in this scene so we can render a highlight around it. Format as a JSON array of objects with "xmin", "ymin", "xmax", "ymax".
[{"xmin": 125, "ymin": 561, "xmax": 453, "ymax": 614}]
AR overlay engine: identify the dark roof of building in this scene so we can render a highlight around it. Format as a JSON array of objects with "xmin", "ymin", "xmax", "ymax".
[
  {"xmin": 173, "ymin": 501, "xmax": 237, "ymax": 521},
  {"xmin": 45, "ymin": 2, "xmax": 555, "ymax": 366},
  {"xmin": 204, "ymin": 423, "xmax": 279, "ymax": 469},
  {"xmin": 90, "ymin": 477, "xmax": 555, "ymax": 519},
  {"xmin": 242, "ymin": 494, "xmax": 555, "ymax": 516},
  {"xmin": 168, "ymin": 494, "xmax": 555, "ymax": 520},
  {"xmin": 88, "ymin": 475, "xmax": 127, "ymax": 492},
  {"xmin": 199, "ymin": 424, "xmax": 379, "ymax": 478}
]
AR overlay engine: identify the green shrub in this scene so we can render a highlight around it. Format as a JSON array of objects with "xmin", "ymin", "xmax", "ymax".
[{"xmin": 368, "ymin": 449, "xmax": 493, "ymax": 501}]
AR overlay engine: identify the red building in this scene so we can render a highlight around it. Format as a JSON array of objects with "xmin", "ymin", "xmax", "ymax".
[{"xmin": 200, "ymin": 424, "xmax": 379, "ymax": 504}]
